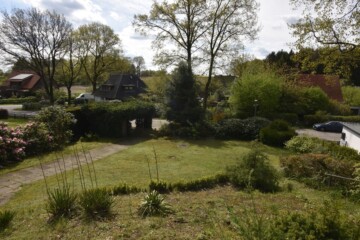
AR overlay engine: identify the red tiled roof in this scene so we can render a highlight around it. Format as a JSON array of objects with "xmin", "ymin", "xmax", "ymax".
[
  {"xmin": 5, "ymin": 70, "xmax": 41, "ymax": 90},
  {"xmin": 297, "ymin": 74, "xmax": 343, "ymax": 102}
]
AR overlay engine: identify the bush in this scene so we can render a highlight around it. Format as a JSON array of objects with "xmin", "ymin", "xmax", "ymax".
[
  {"xmin": 0, "ymin": 96, "xmax": 37, "ymax": 105},
  {"xmin": 109, "ymin": 183, "xmax": 142, "ymax": 196},
  {"xmin": 35, "ymin": 106, "xmax": 75, "ymax": 148},
  {"xmin": 215, "ymin": 117, "xmax": 270, "ymax": 140},
  {"xmin": 149, "ymin": 180, "xmax": 172, "ymax": 194},
  {"xmin": 285, "ymin": 135, "xmax": 324, "ymax": 153},
  {"xmin": 226, "ymin": 149, "xmax": 280, "ymax": 192},
  {"xmin": 46, "ymin": 186, "xmax": 77, "ymax": 219},
  {"xmin": 79, "ymin": 188, "xmax": 114, "ymax": 219},
  {"xmin": 280, "ymin": 154, "xmax": 354, "ymax": 188},
  {"xmin": 172, "ymin": 174, "xmax": 229, "ymax": 192},
  {"xmin": 158, "ymin": 121, "xmax": 215, "ymax": 139},
  {"xmin": 0, "ymin": 109, "xmax": 8, "ymax": 119},
  {"xmin": 22, "ymin": 102, "xmax": 44, "ymax": 111},
  {"xmin": 0, "ymin": 210, "xmax": 15, "ymax": 232},
  {"xmin": 259, "ymin": 120, "xmax": 296, "ymax": 147},
  {"xmin": 0, "ymin": 123, "xmax": 26, "ymax": 163},
  {"xmin": 22, "ymin": 122, "xmax": 55, "ymax": 156},
  {"xmin": 138, "ymin": 190, "xmax": 173, "ymax": 218}
]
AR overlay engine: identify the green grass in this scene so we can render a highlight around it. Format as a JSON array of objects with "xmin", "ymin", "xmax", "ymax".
[
  {"xmin": 0, "ymin": 118, "xmax": 29, "ymax": 128},
  {"xmin": 0, "ymin": 140, "xmax": 110, "ymax": 176},
  {"xmin": 0, "ymin": 138, "xmax": 359, "ymax": 239}
]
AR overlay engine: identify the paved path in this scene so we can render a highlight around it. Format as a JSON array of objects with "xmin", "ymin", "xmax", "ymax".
[
  {"xmin": 0, "ymin": 142, "xmax": 134, "ymax": 206},
  {"xmin": 296, "ymin": 129, "xmax": 341, "ymax": 142}
]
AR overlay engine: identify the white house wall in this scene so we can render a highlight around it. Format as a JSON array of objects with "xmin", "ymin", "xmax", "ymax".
[{"xmin": 342, "ymin": 128, "xmax": 360, "ymax": 153}]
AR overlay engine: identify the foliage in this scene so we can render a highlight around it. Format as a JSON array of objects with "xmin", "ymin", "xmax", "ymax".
[
  {"xmin": 71, "ymin": 101, "xmax": 155, "ymax": 138},
  {"xmin": 22, "ymin": 122, "xmax": 55, "ymax": 156},
  {"xmin": 226, "ymin": 149, "xmax": 280, "ymax": 192},
  {"xmin": 230, "ymin": 66, "xmax": 283, "ymax": 118},
  {"xmin": 351, "ymin": 163, "xmax": 360, "ymax": 201},
  {"xmin": 273, "ymin": 201, "xmax": 360, "ymax": 239},
  {"xmin": 79, "ymin": 188, "xmax": 114, "ymax": 219},
  {"xmin": 165, "ymin": 62, "xmax": 203, "ymax": 126},
  {"xmin": 342, "ymin": 86, "xmax": 360, "ymax": 106},
  {"xmin": 109, "ymin": 183, "xmax": 143, "ymax": 196},
  {"xmin": 171, "ymin": 174, "xmax": 229, "ymax": 192},
  {"xmin": 137, "ymin": 190, "xmax": 173, "ymax": 218},
  {"xmin": 0, "ymin": 109, "xmax": 8, "ymax": 119},
  {"xmin": 280, "ymin": 153, "xmax": 354, "ymax": 189},
  {"xmin": 0, "ymin": 96, "xmax": 37, "ymax": 105},
  {"xmin": 0, "ymin": 123, "xmax": 26, "ymax": 163},
  {"xmin": 46, "ymin": 186, "xmax": 77, "ymax": 220},
  {"xmin": 0, "ymin": 210, "xmax": 15, "ymax": 232},
  {"xmin": 214, "ymin": 117, "xmax": 270, "ymax": 140},
  {"xmin": 259, "ymin": 120, "xmax": 297, "ymax": 147},
  {"xmin": 300, "ymin": 87, "xmax": 330, "ymax": 114},
  {"xmin": 158, "ymin": 121, "xmax": 214, "ymax": 139},
  {"xmin": 35, "ymin": 106, "xmax": 75, "ymax": 148},
  {"xmin": 149, "ymin": 180, "xmax": 172, "ymax": 194},
  {"xmin": 74, "ymin": 22, "xmax": 123, "ymax": 91},
  {"xmin": 286, "ymin": 135, "xmax": 360, "ymax": 161}
]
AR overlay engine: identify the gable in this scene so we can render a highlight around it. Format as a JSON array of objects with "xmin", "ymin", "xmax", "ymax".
[{"xmin": 297, "ymin": 74, "xmax": 343, "ymax": 102}]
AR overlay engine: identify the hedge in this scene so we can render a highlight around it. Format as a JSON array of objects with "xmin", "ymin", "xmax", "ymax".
[
  {"xmin": 0, "ymin": 96, "xmax": 37, "ymax": 105},
  {"xmin": 69, "ymin": 101, "xmax": 156, "ymax": 138},
  {"xmin": 303, "ymin": 114, "xmax": 360, "ymax": 127}
]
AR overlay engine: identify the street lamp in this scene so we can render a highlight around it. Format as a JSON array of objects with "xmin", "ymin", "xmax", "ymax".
[{"xmin": 254, "ymin": 99, "xmax": 258, "ymax": 117}]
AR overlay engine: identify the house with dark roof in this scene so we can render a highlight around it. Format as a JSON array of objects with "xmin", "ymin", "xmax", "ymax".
[
  {"xmin": 93, "ymin": 74, "xmax": 147, "ymax": 100},
  {"xmin": 1, "ymin": 71, "xmax": 42, "ymax": 97},
  {"xmin": 297, "ymin": 74, "xmax": 343, "ymax": 102},
  {"xmin": 340, "ymin": 123, "xmax": 360, "ymax": 153}
]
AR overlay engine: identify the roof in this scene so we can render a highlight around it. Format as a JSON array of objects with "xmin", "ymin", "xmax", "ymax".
[
  {"xmin": 94, "ymin": 74, "xmax": 147, "ymax": 100},
  {"xmin": 297, "ymin": 74, "xmax": 343, "ymax": 102},
  {"xmin": 5, "ymin": 70, "xmax": 41, "ymax": 90},
  {"xmin": 342, "ymin": 123, "xmax": 360, "ymax": 135}
]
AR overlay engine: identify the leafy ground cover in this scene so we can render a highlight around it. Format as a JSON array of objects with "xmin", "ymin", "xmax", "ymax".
[{"xmin": 0, "ymin": 138, "xmax": 358, "ymax": 239}]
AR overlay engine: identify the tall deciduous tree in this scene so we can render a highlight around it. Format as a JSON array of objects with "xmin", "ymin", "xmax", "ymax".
[
  {"xmin": 133, "ymin": 56, "xmax": 145, "ymax": 77},
  {"xmin": 55, "ymin": 32, "xmax": 84, "ymax": 103},
  {"xmin": 202, "ymin": 0, "xmax": 259, "ymax": 110},
  {"xmin": 290, "ymin": 0, "xmax": 360, "ymax": 50},
  {"xmin": 133, "ymin": 0, "xmax": 208, "ymax": 72},
  {"xmin": 75, "ymin": 22, "xmax": 122, "ymax": 92},
  {"xmin": 0, "ymin": 8, "xmax": 72, "ymax": 104}
]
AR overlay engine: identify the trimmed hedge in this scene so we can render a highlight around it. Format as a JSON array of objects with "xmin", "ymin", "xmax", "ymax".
[
  {"xmin": 0, "ymin": 96, "xmax": 37, "ymax": 105},
  {"xmin": 303, "ymin": 114, "xmax": 360, "ymax": 127},
  {"xmin": 69, "ymin": 101, "xmax": 155, "ymax": 138}
]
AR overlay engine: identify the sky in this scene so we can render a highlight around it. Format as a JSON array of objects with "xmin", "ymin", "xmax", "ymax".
[{"xmin": 0, "ymin": 0, "xmax": 303, "ymax": 71}]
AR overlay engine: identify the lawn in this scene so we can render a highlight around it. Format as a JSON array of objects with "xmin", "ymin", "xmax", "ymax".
[
  {"xmin": 0, "ymin": 118, "xmax": 29, "ymax": 128},
  {"xmin": 0, "ymin": 138, "xmax": 359, "ymax": 239}
]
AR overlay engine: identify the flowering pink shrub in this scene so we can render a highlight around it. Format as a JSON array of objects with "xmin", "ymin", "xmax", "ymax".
[
  {"xmin": 0, "ymin": 123, "xmax": 27, "ymax": 163},
  {"xmin": 22, "ymin": 121, "xmax": 55, "ymax": 156}
]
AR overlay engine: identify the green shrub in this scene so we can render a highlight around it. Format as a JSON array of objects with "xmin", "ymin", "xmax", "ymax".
[
  {"xmin": 22, "ymin": 102, "xmax": 44, "ymax": 111},
  {"xmin": 35, "ymin": 106, "xmax": 75, "ymax": 148},
  {"xmin": 285, "ymin": 135, "xmax": 324, "ymax": 153},
  {"xmin": 226, "ymin": 149, "xmax": 280, "ymax": 192},
  {"xmin": 259, "ymin": 120, "xmax": 296, "ymax": 147},
  {"xmin": 22, "ymin": 122, "xmax": 55, "ymax": 156},
  {"xmin": 158, "ymin": 121, "xmax": 215, "ymax": 139},
  {"xmin": 46, "ymin": 186, "xmax": 77, "ymax": 219},
  {"xmin": 109, "ymin": 183, "xmax": 142, "ymax": 196},
  {"xmin": 0, "ymin": 109, "xmax": 8, "ymax": 119},
  {"xmin": 0, "ymin": 210, "xmax": 15, "ymax": 232},
  {"xmin": 215, "ymin": 117, "xmax": 270, "ymax": 140},
  {"xmin": 0, "ymin": 96, "xmax": 37, "ymax": 105},
  {"xmin": 79, "ymin": 188, "xmax": 114, "ymax": 219},
  {"xmin": 280, "ymin": 154, "xmax": 354, "ymax": 189},
  {"xmin": 272, "ymin": 113, "xmax": 298, "ymax": 124},
  {"xmin": 149, "ymin": 180, "xmax": 172, "ymax": 194},
  {"xmin": 138, "ymin": 190, "xmax": 173, "ymax": 218}
]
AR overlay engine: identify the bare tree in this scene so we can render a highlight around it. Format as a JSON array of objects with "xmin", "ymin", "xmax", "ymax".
[
  {"xmin": 55, "ymin": 32, "xmax": 84, "ymax": 103},
  {"xmin": 75, "ymin": 22, "xmax": 122, "ymax": 92},
  {"xmin": 202, "ymin": 0, "xmax": 259, "ymax": 110},
  {"xmin": 0, "ymin": 8, "xmax": 72, "ymax": 104},
  {"xmin": 133, "ymin": 0, "xmax": 208, "ymax": 72},
  {"xmin": 133, "ymin": 56, "xmax": 145, "ymax": 77}
]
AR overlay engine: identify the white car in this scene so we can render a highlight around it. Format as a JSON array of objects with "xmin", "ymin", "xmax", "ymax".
[{"xmin": 75, "ymin": 93, "xmax": 102, "ymax": 104}]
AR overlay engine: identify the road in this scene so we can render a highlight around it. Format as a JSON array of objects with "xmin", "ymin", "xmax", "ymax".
[
  {"xmin": 296, "ymin": 129, "xmax": 341, "ymax": 142},
  {"xmin": 0, "ymin": 104, "xmax": 37, "ymax": 118}
]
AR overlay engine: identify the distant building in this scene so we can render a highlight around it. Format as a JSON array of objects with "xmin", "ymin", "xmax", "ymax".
[
  {"xmin": 297, "ymin": 74, "xmax": 343, "ymax": 102},
  {"xmin": 93, "ymin": 74, "xmax": 147, "ymax": 100},
  {"xmin": 340, "ymin": 123, "xmax": 360, "ymax": 153},
  {"xmin": 1, "ymin": 71, "xmax": 42, "ymax": 98}
]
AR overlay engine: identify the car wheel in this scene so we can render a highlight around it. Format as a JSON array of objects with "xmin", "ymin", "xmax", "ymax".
[{"xmin": 320, "ymin": 127, "xmax": 325, "ymax": 131}]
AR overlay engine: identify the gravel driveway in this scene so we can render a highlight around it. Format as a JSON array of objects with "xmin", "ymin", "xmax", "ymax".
[{"xmin": 296, "ymin": 129, "xmax": 341, "ymax": 142}]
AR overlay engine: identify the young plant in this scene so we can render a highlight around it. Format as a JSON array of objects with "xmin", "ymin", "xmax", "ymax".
[
  {"xmin": 46, "ymin": 185, "xmax": 77, "ymax": 220},
  {"xmin": 0, "ymin": 210, "xmax": 15, "ymax": 232},
  {"xmin": 138, "ymin": 190, "xmax": 173, "ymax": 218},
  {"xmin": 79, "ymin": 188, "xmax": 114, "ymax": 219}
]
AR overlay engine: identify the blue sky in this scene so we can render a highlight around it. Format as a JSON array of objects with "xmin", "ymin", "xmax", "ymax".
[{"xmin": 0, "ymin": 0, "xmax": 302, "ymax": 71}]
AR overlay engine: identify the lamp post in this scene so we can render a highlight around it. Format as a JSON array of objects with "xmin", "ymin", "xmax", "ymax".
[{"xmin": 254, "ymin": 99, "xmax": 258, "ymax": 117}]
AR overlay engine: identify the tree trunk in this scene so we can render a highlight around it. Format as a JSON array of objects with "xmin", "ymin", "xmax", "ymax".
[
  {"xmin": 203, "ymin": 55, "xmax": 215, "ymax": 111},
  {"xmin": 67, "ymin": 87, "xmax": 72, "ymax": 104}
]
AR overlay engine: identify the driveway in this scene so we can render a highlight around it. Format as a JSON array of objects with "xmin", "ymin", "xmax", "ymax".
[{"xmin": 296, "ymin": 129, "xmax": 341, "ymax": 142}]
